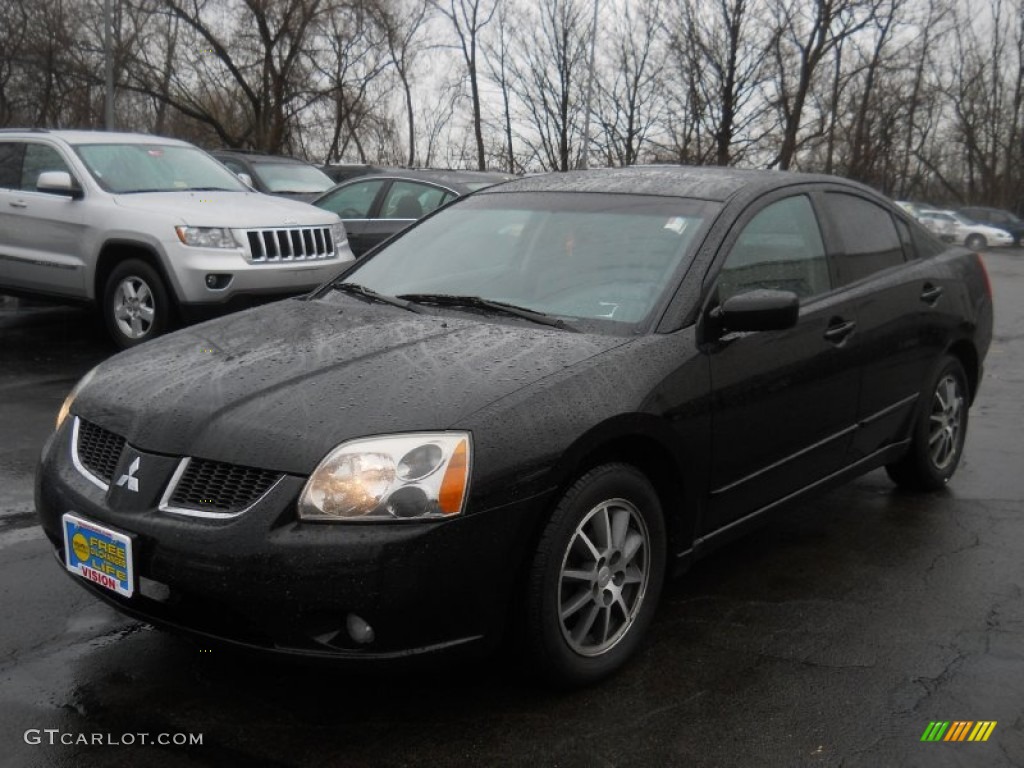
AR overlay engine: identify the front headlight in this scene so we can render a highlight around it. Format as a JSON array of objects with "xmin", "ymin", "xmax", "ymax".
[
  {"xmin": 175, "ymin": 226, "xmax": 237, "ymax": 249},
  {"xmin": 56, "ymin": 366, "xmax": 99, "ymax": 431},
  {"xmin": 330, "ymin": 222, "xmax": 348, "ymax": 254},
  {"xmin": 298, "ymin": 433, "xmax": 471, "ymax": 521}
]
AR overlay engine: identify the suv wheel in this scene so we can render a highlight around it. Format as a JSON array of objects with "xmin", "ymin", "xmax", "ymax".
[{"xmin": 103, "ymin": 259, "xmax": 171, "ymax": 348}]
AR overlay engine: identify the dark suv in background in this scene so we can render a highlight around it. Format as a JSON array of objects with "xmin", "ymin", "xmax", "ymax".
[
  {"xmin": 211, "ymin": 150, "xmax": 335, "ymax": 203},
  {"xmin": 958, "ymin": 206, "xmax": 1024, "ymax": 246}
]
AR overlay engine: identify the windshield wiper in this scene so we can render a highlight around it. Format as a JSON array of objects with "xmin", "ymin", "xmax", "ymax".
[
  {"xmin": 186, "ymin": 186, "xmax": 237, "ymax": 191},
  {"xmin": 332, "ymin": 282, "xmax": 422, "ymax": 313},
  {"xmin": 396, "ymin": 293, "xmax": 573, "ymax": 330}
]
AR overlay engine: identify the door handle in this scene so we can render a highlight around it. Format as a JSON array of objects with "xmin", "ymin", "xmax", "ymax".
[
  {"xmin": 9, "ymin": 200, "xmax": 27, "ymax": 209},
  {"xmin": 823, "ymin": 319, "xmax": 856, "ymax": 343},
  {"xmin": 920, "ymin": 284, "xmax": 944, "ymax": 304}
]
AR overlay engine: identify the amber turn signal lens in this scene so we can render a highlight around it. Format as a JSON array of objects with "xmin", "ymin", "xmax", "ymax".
[{"xmin": 438, "ymin": 439, "xmax": 469, "ymax": 515}]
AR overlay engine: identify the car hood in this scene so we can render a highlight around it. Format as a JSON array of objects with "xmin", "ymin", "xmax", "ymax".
[
  {"xmin": 113, "ymin": 191, "xmax": 338, "ymax": 227},
  {"xmin": 74, "ymin": 298, "xmax": 628, "ymax": 474}
]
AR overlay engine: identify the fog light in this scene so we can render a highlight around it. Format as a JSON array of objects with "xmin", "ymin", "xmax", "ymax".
[
  {"xmin": 205, "ymin": 273, "xmax": 232, "ymax": 290},
  {"xmin": 346, "ymin": 613, "xmax": 375, "ymax": 644}
]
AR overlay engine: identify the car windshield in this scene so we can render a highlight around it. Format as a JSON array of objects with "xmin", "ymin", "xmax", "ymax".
[
  {"xmin": 324, "ymin": 191, "xmax": 716, "ymax": 335},
  {"xmin": 952, "ymin": 212, "xmax": 976, "ymax": 225},
  {"xmin": 252, "ymin": 162, "xmax": 334, "ymax": 194},
  {"xmin": 74, "ymin": 143, "xmax": 247, "ymax": 194}
]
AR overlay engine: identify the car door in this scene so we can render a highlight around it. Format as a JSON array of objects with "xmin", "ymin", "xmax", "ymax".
[
  {"xmin": 821, "ymin": 193, "xmax": 954, "ymax": 460},
  {"xmin": 314, "ymin": 178, "xmax": 387, "ymax": 256},
  {"xmin": 0, "ymin": 141, "xmax": 88, "ymax": 297},
  {"xmin": 360, "ymin": 181, "xmax": 455, "ymax": 252},
  {"xmin": 702, "ymin": 191, "xmax": 862, "ymax": 533}
]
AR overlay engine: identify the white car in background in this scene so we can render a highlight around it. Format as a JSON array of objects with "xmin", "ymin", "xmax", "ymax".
[{"xmin": 917, "ymin": 209, "xmax": 1013, "ymax": 250}]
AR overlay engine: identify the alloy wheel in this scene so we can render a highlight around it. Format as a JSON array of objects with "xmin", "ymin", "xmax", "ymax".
[
  {"xmin": 557, "ymin": 498, "xmax": 651, "ymax": 657},
  {"xmin": 112, "ymin": 276, "xmax": 156, "ymax": 340},
  {"xmin": 928, "ymin": 373, "xmax": 964, "ymax": 470}
]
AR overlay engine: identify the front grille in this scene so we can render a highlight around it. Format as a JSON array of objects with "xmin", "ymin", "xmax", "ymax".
[
  {"xmin": 244, "ymin": 226, "xmax": 334, "ymax": 262},
  {"xmin": 167, "ymin": 458, "xmax": 281, "ymax": 516},
  {"xmin": 76, "ymin": 419, "xmax": 125, "ymax": 485}
]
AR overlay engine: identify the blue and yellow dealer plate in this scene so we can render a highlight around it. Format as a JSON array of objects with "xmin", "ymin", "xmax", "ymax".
[{"xmin": 62, "ymin": 513, "xmax": 135, "ymax": 597}]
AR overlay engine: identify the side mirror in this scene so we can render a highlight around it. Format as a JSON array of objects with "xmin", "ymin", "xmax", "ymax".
[
  {"xmin": 711, "ymin": 289, "xmax": 800, "ymax": 333},
  {"xmin": 237, "ymin": 172, "xmax": 254, "ymax": 188},
  {"xmin": 37, "ymin": 171, "xmax": 83, "ymax": 199}
]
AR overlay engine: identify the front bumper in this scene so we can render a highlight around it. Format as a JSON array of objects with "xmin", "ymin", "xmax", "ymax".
[
  {"xmin": 162, "ymin": 241, "xmax": 353, "ymax": 305},
  {"xmin": 36, "ymin": 425, "xmax": 552, "ymax": 661}
]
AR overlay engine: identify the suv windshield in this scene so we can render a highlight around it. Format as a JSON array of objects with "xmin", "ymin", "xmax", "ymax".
[
  {"xmin": 252, "ymin": 162, "xmax": 334, "ymax": 194},
  {"xmin": 74, "ymin": 144, "xmax": 247, "ymax": 194},
  {"xmin": 326, "ymin": 191, "xmax": 716, "ymax": 334}
]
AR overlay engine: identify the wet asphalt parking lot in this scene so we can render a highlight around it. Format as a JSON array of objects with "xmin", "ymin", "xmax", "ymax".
[{"xmin": 1, "ymin": 249, "xmax": 1023, "ymax": 768}]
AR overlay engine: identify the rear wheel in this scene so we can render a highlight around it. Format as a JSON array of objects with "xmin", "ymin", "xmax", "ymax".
[
  {"xmin": 102, "ymin": 259, "xmax": 172, "ymax": 349},
  {"xmin": 886, "ymin": 356, "xmax": 969, "ymax": 491},
  {"xmin": 525, "ymin": 464, "xmax": 666, "ymax": 687}
]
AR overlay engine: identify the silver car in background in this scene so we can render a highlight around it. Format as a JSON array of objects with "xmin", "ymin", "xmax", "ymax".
[{"xmin": 0, "ymin": 129, "xmax": 353, "ymax": 347}]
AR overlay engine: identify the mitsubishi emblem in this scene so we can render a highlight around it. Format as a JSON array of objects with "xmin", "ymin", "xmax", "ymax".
[{"xmin": 116, "ymin": 456, "xmax": 141, "ymax": 493}]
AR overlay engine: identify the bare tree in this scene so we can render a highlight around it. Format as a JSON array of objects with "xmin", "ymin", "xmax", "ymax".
[
  {"xmin": 430, "ymin": 0, "xmax": 498, "ymax": 169},
  {"xmin": 482, "ymin": 0, "xmax": 519, "ymax": 172},
  {"xmin": 375, "ymin": 0, "xmax": 431, "ymax": 166},
  {"xmin": 766, "ymin": 0, "xmax": 880, "ymax": 169},
  {"xmin": 591, "ymin": 0, "xmax": 664, "ymax": 166},
  {"xmin": 507, "ymin": 0, "xmax": 592, "ymax": 171}
]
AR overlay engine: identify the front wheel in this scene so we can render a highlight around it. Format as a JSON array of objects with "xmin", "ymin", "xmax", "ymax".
[
  {"xmin": 965, "ymin": 233, "xmax": 987, "ymax": 251},
  {"xmin": 886, "ymin": 356, "xmax": 969, "ymax": 491},
  {"xmin": 525, "ymin": 464, "xmax": 666, "ymax": 687},
  {"xmin": 102, "ymin": 259, "xmax": 172, "ymax": 349}
]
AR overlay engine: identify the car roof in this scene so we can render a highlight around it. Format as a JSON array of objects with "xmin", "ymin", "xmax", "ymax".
[
  {"xmin": 0, "ymin": 129, "xmax": 195, "ymax": 147},
  {"xmin": 210, "ymin": 150, "xmax": 312, "ymax": 165},
  {"xmin": 331, "ymin": 168, "xmax": 516, "ymax": 193},
  {"xmin": 479, "ymin": 165, "xmax": 878, "ymax": 203}
]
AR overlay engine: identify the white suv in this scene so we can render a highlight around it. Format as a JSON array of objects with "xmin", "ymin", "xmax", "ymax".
[{"xmin": 0, "ymin": 129, "xmax": 353, "ymax": 347}]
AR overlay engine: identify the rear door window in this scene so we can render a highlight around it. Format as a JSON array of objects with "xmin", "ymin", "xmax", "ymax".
[
  {"xmin": 380, "ymin": 182, "xmax": 449, "ymax": 220},
  {"xmin": 825, "ymin": 192, "xmax": 906, "ymax": 285}
]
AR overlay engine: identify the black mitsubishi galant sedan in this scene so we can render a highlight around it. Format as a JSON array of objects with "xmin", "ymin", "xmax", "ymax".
[{"xmin": 37, "ymin": 166, "xmax": 993, "ymax": 687}]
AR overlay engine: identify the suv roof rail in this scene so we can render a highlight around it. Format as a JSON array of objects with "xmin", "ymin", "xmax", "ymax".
[{"xmin": 0, "ymin": 127, "xmax": 50, "ymax": 133}]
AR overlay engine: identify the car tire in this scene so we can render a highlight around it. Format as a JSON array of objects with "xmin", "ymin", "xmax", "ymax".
[
  {"xmin": 965, "ymin": 233, "xmax": 987, "ymax": 250},
  {"xmin": 103, "ymin": 259, "xmax": 172, "ymax": 349},
  {"xmin": 886, "ymin": 356, "xmax": 970, "ymax": 491},
  {"xmin": 525, "ymin": 463, "xmax": 666, "ymax": 688}
]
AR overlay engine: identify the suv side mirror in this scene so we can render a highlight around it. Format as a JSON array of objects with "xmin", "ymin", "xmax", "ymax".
[
  {"xmin": 711, "ymin": 289, "xmax": 800, "ymax": 333},
  {"xmin": 37, "ymin": 171, "xmax": 83, "ymax": 199},
  {"xmin": 237, "ymin": 172, "xmax": 254, "ymax": 188}
]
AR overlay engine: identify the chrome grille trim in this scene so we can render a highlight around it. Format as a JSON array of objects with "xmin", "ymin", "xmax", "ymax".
[
  {"xmin": 158, "ymin": 457, "xmax": 283, "ymax": 519},
  {"xmin": 243, "ymin": 226, "xmax": 335, "ymax": 262},
  {"xmin": 71, "ymin": 417, "xmax": 117, "ymax": 491}
]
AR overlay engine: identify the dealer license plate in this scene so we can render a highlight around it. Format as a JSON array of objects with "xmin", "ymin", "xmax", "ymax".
[{"xmin": 62, "ymin": 513, "xmax": 134, "ymax": 597}]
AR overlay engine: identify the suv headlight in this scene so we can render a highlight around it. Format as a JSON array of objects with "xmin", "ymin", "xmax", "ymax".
[
  {"xmin": 175, "ymin": 226, "xmax": 237, "ymax": 249},
  {"xmin": 298, "ymin": 433, "xmax": 470, "ymax": 521},
  {"xmin": 330, "ymin": 222, "xmax": 348, "ymax": 255}
]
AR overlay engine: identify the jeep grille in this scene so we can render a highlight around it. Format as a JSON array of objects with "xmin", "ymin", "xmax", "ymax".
[{"xmin": 244, "ymin": 226, "xmax": 334, "ymax": 262}]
